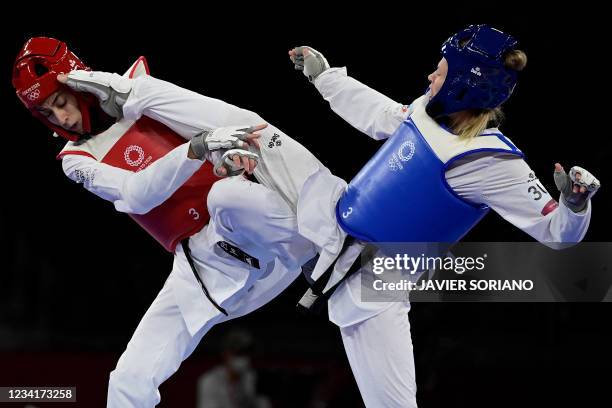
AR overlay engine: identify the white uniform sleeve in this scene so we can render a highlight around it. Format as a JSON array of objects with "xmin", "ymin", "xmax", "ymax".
[
  {"xmin": 122, "ymin": 75, "xmax": 264, "ymax": 139},
  {"xmin": 313, "ymin": 67, "xmax": 410, "ymax": 140},
  {"xmin": 61, "ymin": 143, "xmax": 204, "ymax": 214},
  {"xmin": 447, "ymin": 154, "xmax": 592, "ymax": 247}
]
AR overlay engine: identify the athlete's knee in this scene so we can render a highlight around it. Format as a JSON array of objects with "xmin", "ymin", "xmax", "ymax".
[
  {"xmin": 208, "ymin": 179, "xmax": 238, "ymax": 221},
  {"xmin": 209, "ymin": 177, "xmax": 257, "ymax": 213},
  {"xmin": 209, "ymin": 177, "xmax": 275, "ymax": 220}
]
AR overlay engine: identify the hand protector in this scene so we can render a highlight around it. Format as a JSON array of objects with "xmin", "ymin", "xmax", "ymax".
[
  {"xmin": 62, "ymin": 70, "xmax": 133, "ymax": 119},
  {"xmin": 190, "ymin": 125, "xmax": 256, "ymax": 159},
  {"xmin": 291, "ymin": 46, "xmax": 330, "ymax": 82},
  {"xmin": 553, "ymin": 165, "xmax": 600, "ymax": 212},
  {"xmin": 211, "ymin": 149, "xmax": 259, "ymax": 177}
]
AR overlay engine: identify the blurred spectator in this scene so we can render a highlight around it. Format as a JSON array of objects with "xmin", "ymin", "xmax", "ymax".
[{"xmin": 197, "ymin": 329, "xmax": 271, "ymax": 408}]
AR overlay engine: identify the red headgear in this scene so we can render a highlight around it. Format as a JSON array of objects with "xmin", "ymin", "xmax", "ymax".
[{"xmin": 12, "ymin": 37, "xmax": 97, "ymax": 141}]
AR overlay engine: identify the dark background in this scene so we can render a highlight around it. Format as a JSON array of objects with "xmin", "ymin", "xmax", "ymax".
[{"xmin": 1, "ymin": 6, "xmax": 610, "ymax": 408}]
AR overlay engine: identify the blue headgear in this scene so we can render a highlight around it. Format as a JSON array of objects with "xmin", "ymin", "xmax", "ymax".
[{"xmin": 426, "ymin": 24, "xmax": 519, "ymax": 118}]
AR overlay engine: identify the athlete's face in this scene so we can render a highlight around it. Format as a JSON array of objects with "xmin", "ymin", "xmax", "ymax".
[
  {"xmin": 35, "ymin": 89, "xmax": 83, "ymax": 134},
  {"xmin": 427, "ymin": 58, "xmax": 448, "ymax": 99}
]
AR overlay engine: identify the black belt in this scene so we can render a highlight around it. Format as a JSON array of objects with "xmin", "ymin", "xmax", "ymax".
[
  {"xmin": 181, "ymin": 239, "xmax": 228, "ymax": 316},
  {"xmin": 297, "ymin": 237, "xmax": 372, "ymax": 315}
]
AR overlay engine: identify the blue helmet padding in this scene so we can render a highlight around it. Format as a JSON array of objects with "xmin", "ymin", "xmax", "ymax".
[{"xmin": 426, "ymin": 24, "xmax": 519, "ymax": 118}]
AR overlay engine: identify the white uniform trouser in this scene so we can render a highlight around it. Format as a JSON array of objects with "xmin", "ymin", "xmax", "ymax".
[
  {"xmin": 107, "ymin": 177, "xmax": 315, "ymax": 408},
  {"xmin": 339, "ymin": 301, "xmax": 417, "ymax": 408},
  {"xmin": 301, "ymin": 166, "xmax": 419, "ymax": 407}
]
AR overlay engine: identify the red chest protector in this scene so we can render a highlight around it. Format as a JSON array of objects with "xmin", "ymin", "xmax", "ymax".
[{"xmin": 58, "ymin": 57, "xmax": 218, "ymax": 252}]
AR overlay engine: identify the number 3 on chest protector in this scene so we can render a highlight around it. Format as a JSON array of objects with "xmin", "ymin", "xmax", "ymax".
[{"xmin": 342, "ymin": 207, "xmax": 353, "ymax": 219}]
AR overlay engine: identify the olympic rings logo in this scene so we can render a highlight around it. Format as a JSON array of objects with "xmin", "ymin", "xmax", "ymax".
[
  {"xmin": 388, "ymin": 141, "xmax": 416, "ymax": 171},
  {"xmin": 124, "ymin": 145, "xmax": 145, "ymax": 167},
  {"xmin": 27, "ymin": 89, "xmax": 40, "ymax": 101}
]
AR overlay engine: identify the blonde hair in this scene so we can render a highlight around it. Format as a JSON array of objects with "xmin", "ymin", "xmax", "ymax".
[{"xmin": 451, "ymin": 49, "xmax": 527, "ymax": 141}]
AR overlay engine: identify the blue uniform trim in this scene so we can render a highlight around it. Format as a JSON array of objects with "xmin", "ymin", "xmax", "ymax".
[
  {"xmin": 441, "ymin": 147, "xmax": 524, "ymax": 210},
  {"xmin": 496, "ymin": 135, "xmax": 519, "ymax": 152}
]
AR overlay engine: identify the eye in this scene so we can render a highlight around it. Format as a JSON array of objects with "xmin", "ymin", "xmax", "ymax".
[
  {"xmin": 36, "ymin": 107, "xmax": 52, "ymax": 118},
  {"xmin": 56, "ymin": 96, "xmax": 66, "ymax": 107}
]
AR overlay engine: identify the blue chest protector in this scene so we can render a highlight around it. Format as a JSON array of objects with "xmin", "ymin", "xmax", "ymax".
[{"xmin": 336, "ymin": 96, "xmax": 523, "ymax": 243}]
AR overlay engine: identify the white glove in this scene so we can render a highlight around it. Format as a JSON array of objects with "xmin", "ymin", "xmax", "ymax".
[
  {"xmin": 553, "ymin": 164, "xmax": 600, "ymax": 213},
  {"xmin": 211, "ymin": 149, "xmax": 259, "ymax": 177},
  {"xmin": 60, "ymin": 70, "xmax": 133, "ymax": 119},
  {"xmin": 290, "ymin": 46, "xmax": 330, "ymax": 82},
  {"xmin": 190, "ymin": 125, "xmax": 254, "ymax": 157},
  {"xmin": 190, "ymin": 125, "xmax": 264, "ymax": 161}
]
